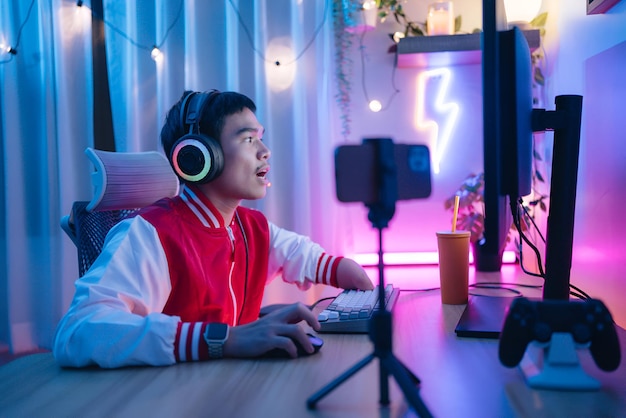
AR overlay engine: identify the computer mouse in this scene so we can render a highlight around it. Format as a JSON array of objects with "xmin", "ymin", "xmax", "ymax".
[{"xmin": 262, "ymin": 333, "xmax": 323, "ymax": 358}]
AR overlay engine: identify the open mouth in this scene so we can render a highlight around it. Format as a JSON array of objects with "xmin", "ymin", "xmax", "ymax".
[{"xmin": 256, "ymin": 167, "xmax": 270, "ymax": 179}]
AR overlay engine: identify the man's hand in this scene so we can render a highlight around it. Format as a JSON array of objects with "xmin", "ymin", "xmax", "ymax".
[
  {"xmin": 223, "ymin": 303, "xmax": 320, "ymax": 359},
  {"xmin": 335, "ymin": 258, "xmax": 374, "ymax": 290}
]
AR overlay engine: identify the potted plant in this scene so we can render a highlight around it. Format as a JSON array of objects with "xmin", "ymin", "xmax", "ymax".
[
  {"xmin": 443, "ymin": 172, "xmax": 486, "ymax": 244},
  {"xmin": 444, "ymin": 169, "xmax": 548, "ymax": 269},
  {"xmin": 444, "ymin": 172, "xmax": 515, "ymax": 272}
]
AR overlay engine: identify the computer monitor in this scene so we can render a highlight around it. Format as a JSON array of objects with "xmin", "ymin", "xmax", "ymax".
[
  {"xmin": 477, "ymin": 0, "xmax": 583, "ymax": 299},
  {"xmin": 456, "ymin": 2, "xmax": 583, "ymax": 340},
  {"xmin": 474, "ymin": 13, "xmax": 533, "ymax": 272}
]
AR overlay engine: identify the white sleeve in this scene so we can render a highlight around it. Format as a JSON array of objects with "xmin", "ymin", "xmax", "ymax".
[
  {"xmin": 267, "ymin": 221, "xmax": 329, "ymax": 291},
  {"xmin": 53, "ymin": 216, "xmax": 179, "ymax": 368}
]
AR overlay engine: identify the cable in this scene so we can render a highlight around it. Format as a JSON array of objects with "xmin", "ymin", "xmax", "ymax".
[
  {"xmin": 310, "ymin": 296, "xmax": 335, "ymax": 310},
  {"xmin": 511, "ymin": 197, "xmax": 545, "ymax": 277},
  {"xmin": 0, "ymin": 0, "xmax": 36, "ymax": 64},
  {"xmin": 569, "ymin": 284, "xmax": 591, "ymax": 300},
  {"xmin": 511, "ymin": 197, "xmax": 592, "ymax": 300},
  {"xmin": 472, "ymin": 281, "xmax": 543, "ymax": 290},
  {"xmin": 470, "ymin": 286, "xmax": 522, "ymax": 297},
  {"xmin": 228, "ymin": 0, "xmax": 329, "ymax": 66},
  {"xmin": 517, "ymin": 240, "xmax": 545, "ymax": 278},
  {"xmin": 2, "ymin": 1, "xmax": 182, "ymax": 64},
  {"xmin": 519, "ymin": 199, "xmax": 546, "ymax": 244},
  {"xmin": 399, "ymin": 287, "xmax": 441, "ymax": 293},
  {"xmin": 155, "ymin": 0, "xmax": 184, "ymax": 49},
  {"xmin": 82, "ymin": 0, "xmax": 183, "ymax": 52},
  {"xmin": 470, "ymin": 281, "xmax": 544, "ymax": 297},
  {"xmin": 357, "ymin": 13, "xmax": 400, "ymax": 111},
  {"xmin": 400, "ymin": 281, "xmax": 541, "ymax": 297}
]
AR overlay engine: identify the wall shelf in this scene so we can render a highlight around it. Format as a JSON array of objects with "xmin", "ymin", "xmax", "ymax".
[{"xmin": 396, "ymin": 30, "xmax": 540, "ymax": 68}]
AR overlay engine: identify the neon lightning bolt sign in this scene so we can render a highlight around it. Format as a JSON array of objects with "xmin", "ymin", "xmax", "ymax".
[{"xmin": 415, "ymin": 68, "xmax": 459, "ymax": 174}]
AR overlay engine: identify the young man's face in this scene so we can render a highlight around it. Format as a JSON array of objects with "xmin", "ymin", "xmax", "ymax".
[{"xmin": 208, "ymin": 107, "xmax": 270, "ymax": 202}]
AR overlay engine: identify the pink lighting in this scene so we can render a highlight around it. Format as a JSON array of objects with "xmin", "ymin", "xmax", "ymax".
[{"xmin": 353, "ymin": 250, "xmax": 518, "ymax": 267}]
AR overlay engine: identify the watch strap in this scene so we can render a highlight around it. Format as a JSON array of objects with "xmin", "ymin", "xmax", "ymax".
[{"xmin": 208, "ymin": 342, "xmax": 223, "ymax": 359}]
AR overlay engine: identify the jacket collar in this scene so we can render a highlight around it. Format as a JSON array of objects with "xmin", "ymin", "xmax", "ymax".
[{"xmin": 179, "ymin": 184, "xmax": 230, "ymax": 228}]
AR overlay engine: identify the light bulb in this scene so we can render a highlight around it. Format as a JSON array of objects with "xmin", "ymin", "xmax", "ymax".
[
  {"xmin": 362, "ymin": 0, "xmax": 376, "ymax": 10},
  {"xmin": 392, "ymin": 32, "xmax": 405, "ymax": 43},
  {"xmin": 151, "ymin": 47, "xmax": 163, "ymax": 62},
  {"xmin": 1, "ymin": 44, "xmax": 16, "ymax": 56},
  {"xmin": 369, "ymin": 100, "xmax": 382, "ymax": 112},
  {"xmin": 265, "ymin": 38, "xmax": 295, "ymax": 91}
]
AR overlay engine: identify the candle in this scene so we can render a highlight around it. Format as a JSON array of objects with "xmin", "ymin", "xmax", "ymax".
[
  {"xmin": 346, "ymin": 0, "xmax": 377, "ymax": 34},
  {"xmin": 427, "ymin": 1, "xmax": 454, "ymax": 36}
]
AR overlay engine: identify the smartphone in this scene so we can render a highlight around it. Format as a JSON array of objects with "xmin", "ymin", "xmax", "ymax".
[{"xmin": 335, "ymin": 140, "xmax": 431, "ymax": 204}]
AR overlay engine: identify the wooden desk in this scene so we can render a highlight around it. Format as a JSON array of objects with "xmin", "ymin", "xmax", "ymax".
[{"xmin": 1, "ymin": 282, "xmax": 625, "ymax": 417}]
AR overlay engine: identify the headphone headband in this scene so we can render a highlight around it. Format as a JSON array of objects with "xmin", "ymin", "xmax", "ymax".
[{"xmin": 180, "ymin": 90, "xmax": 221, "ymax": 135}]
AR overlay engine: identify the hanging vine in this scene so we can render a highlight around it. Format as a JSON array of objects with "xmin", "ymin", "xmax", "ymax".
[{"xmin": 332, "ymin": 0, "xmax": 360, "ymax": 141}]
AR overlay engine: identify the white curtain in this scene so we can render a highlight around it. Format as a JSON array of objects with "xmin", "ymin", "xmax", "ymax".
[{"xmin": 0, "ymin": 0, "xmax": 346, "ymax": 354}]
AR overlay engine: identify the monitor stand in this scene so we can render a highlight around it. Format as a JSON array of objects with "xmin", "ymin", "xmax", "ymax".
[
  {"xmin": 455, "ymin": 95, "xmax": 583, "ymax": 338},
  {"xmin": 454, "ymin": 296, "xmax": 515, "ymax": 339}
]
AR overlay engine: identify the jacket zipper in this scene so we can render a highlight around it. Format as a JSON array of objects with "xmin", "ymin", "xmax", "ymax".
[{"xmin": 226, "ymin": 226, "xmax": 237, "ymax": 326}]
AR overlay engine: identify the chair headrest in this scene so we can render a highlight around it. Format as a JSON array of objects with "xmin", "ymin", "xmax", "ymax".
[{"xmin": 86, "ymin": 147, "xmax": 180, "ymax": 211}]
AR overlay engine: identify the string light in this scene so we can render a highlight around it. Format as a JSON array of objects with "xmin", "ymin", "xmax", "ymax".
[
  {"xmin": 2, "ymin": 0, "xmax": 182, "ymax": 64},
  {"xmin": 228, "ymin": 0, "xmax": 329, "ymax": 67},
  {"xmin": 0, "ymin": 0, "xmax": 36, "ymax": 64},
  {"xmin": 357, "ymin": 15, "xmax": 400, "ymax": 112},
  {"xmin": 72, "ymin": 0, "xmax": 182, "ymax": 62}
]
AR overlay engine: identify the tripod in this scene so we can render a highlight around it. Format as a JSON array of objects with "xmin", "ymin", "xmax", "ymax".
[{"xmin": 306, "ymin": 139, "xmax": 433, "ymax": 417}]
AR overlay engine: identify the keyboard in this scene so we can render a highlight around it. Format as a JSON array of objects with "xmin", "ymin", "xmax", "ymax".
[{"xmin": 317, "ymin": 285, "xmax": 400, "ymax": 333}]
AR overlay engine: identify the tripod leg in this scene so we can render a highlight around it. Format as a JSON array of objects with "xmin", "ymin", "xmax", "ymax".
[
  {"xmin": 382, "ymin": 355, "xmax": 433, "ymax": 418},
  {"xmin": 379, "ymin": 357, "xmax": 390, "ymax": 405},
  {"xmin": 307, "ymin": 353, "xmax": 376, "ymax": 409},
  {"xmin": 395, "ymin": 356, "xmax": 421, "ymax": 385}
]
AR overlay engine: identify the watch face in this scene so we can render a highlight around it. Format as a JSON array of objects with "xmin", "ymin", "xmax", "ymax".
[{"xmin": 206, "ymin": 323, "xmax": 228, "ymax": 340}]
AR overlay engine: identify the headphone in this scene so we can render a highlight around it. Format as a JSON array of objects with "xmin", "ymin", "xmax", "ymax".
[{"xmin": 169, "ymin": 91, "xmax": 224, "ymax": 183}]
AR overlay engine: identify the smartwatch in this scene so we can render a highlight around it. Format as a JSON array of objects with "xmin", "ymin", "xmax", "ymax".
[{"xmin": 204, "ymin": 323, "xmax": 229, "ymax": 359}]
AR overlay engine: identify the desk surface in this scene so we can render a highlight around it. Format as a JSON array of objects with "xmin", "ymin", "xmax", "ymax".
[{"xmin": 2, "ymin": 271, "xmax": 626, "ymax": 418}]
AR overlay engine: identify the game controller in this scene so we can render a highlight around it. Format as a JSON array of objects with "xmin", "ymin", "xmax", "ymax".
[{"xmin": 498, "ymin": 297, "xmax": 621, "ymax": 371}]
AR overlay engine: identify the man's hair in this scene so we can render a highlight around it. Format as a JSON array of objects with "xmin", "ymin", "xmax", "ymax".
[{"xmin": 160, "ymin": 90, "xmax": 257, "ymax": 158}]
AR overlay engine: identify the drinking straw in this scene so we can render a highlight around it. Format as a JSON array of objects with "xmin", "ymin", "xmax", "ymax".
[{"xmin": 452, "ymin": 195, "xmax": 460, "ymax": 233}]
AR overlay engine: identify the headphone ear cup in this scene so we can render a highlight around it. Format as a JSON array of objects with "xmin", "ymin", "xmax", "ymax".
[{"xmin": 170, "ymin": 134, "xmax": 224, "ymax": 183}]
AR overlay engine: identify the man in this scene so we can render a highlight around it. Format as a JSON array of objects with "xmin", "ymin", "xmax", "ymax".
[{"xmin": 54, "ymin": 90, "xmax": 373, "ymax": 368}]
